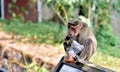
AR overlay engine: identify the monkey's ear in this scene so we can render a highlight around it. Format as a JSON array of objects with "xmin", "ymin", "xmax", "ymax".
[{"xmin": 79, "ymin": 23, "xmax": 83, "ymax": 28}]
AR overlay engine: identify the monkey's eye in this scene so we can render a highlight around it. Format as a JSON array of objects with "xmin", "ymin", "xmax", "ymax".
[
  {"xmin": 68, "ymin": 24, "xmax": 74, "ymax": 28},
  {"xmin": 71, "ymin": 27, "xmax": 76, "ymax": 31},
  {"xmin": 68, "ymin": 25, "xmax": 70, "ymax": 28},
  {"xmin": 71, "ymin": 27, "xmax": 74, "ymax": 30}
]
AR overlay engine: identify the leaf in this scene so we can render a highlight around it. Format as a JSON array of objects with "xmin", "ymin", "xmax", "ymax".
[
  {"xmin": 12, "ymin": 0, "xmax": 17, "ymax": 3},
  {"xmin": 106, "ymin": 0, "xmax": 110, "ymax": 3},
  {"xmin": 46, "ymin": 0, "xmax": 53, "ymax": 3},
  {"xmin": 8, "ymin": 3, "xmax": 13, "ymax": 9}
]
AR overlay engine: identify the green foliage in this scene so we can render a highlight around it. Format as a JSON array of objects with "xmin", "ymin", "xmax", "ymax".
[
  {"xmin": 8, "ymin": 0, "xmax": 36, "ymax": 21},
  {"xmin": 95, "ymin": 24, "xmax": 120, "ymax": 58},
  {"xmin": 25, "ymin": 63, "xmax": 49, "ymax": 72},
  {"xmin": 112, "ymin": 0, "xmax": 120, "ymax": 14},
  {"xmin": 95, "ymin": 24, "xmax": 119, "ymax": 46},
  {"xmin": 1, "ymin": 19, "xmax": 66, "ymax": 44},
  {"xmin": 91, "ymin": 51, "xmax": 120, "ymax": 71},
  {"xmin": 45, "ymin": 0, "xmax": 80, "ymax": 25}
]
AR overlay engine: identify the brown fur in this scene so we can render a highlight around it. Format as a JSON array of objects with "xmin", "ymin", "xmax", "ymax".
[{"xmin": 64, "ymin": 19, "xmax": 97, "ymax": 61}]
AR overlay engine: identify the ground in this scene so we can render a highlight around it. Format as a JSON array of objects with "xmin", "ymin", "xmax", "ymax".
[{"xmin": 0, "ymin": 31, "xmax": 65, "ymax": 71}]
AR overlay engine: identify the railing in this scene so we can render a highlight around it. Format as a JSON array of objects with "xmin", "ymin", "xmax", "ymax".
[{"xmin": 54, "ymin": 56, "xmax": 116, "ymax": 72}]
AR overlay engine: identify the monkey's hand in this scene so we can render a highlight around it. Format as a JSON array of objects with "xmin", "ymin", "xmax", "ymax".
[
  {"xmin": 64, "ymin": 54, "xmax": 80, "ymax": 63},
  {"xmin": 64, "ymin": 55, "xmax": 75, "ymax": 63},
  {"xmin": 64, "ymin": 50, "xmax": 76, "ymax": 63},
  {"xmin": 63, "ymin": 36, "xmax": 73, "ymax": 51}
]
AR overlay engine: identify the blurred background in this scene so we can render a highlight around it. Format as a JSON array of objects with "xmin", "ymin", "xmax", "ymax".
[{"xmin": 0, "ymin": 0, "xmax": 120, "ymax": 72}]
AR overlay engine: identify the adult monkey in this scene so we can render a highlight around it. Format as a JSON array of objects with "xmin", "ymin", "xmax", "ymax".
[{"xmin": 63, "ymin": 19, "xmax": 97, "ymax": 61}]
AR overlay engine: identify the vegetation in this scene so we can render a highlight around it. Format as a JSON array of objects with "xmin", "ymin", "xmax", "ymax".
[
  {"xmin": 45, "ymin": 0, "xmax": 120, "ymax": 56},
  {"xmin": 0, "ymin": 19, "xmax": 66, "ymax": 44},
  {"xmin": 1, "ymin": 0, "xmax": 120, "ymax": 72},
  {"xmin": 24, "ymin": 62, "xmax": 49, "ymax": 72},
  {"xmin": 91, "ymin": 51, "xmax": 120, "ymax": 71},
  {"xmin": 0, "ymin": 19, "xmax": 120, "ymax": 71}
]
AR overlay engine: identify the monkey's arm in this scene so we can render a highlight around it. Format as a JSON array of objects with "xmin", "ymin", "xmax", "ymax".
[
  {"xmin": 63, "ymin": 36, "xmax": 72, "ymax": 52},
  {"xmin": 79, "ymin": 38, "xmax": 95, "ymax": 61}
]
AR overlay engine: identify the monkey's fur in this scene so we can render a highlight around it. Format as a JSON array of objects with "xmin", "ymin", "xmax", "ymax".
[{"xmin": 63, "ymin": 19, "xmax": 97, "ymax": 61}]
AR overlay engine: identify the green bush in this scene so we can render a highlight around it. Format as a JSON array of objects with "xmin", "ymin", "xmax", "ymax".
[
  {"xmin": 95, "ymin": 24, "xmax": 120, "ymax": 58},
  {"xmin": 0, "ymin": 19, "xmax": 66, "ymax": 44}
]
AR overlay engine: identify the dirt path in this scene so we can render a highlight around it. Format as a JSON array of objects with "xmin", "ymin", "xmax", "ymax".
[{"xmin": 0, "ymin": 31, "xmax": 65, "ymax": 67}]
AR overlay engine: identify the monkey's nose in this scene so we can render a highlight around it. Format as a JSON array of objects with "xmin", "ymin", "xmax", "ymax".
[
  {"xmin": 69, "ymin": 34, "xmax": 72, "ymax": 36},
  {"xmin": 68, "ymin": 34, "xmax": 72, "ymax": 37},
  {"xmin": 68, "ymin": 33, "xmax": 72, "ymax": 37}
]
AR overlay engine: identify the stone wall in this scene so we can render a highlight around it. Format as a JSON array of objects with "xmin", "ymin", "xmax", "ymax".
[{"xmin": 110, "ymin": 10, "xmax": 120, "ymax": 38}]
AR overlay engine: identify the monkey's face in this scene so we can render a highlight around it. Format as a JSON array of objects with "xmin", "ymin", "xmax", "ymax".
[{"xmin": 67, "ymin": 24, "xmax": 81, "ymax": 37}]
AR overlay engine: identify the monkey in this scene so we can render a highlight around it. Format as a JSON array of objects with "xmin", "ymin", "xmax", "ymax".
[{"xmin": 63, "ymin": 19, "xmax": 97, "ymax": 61}]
